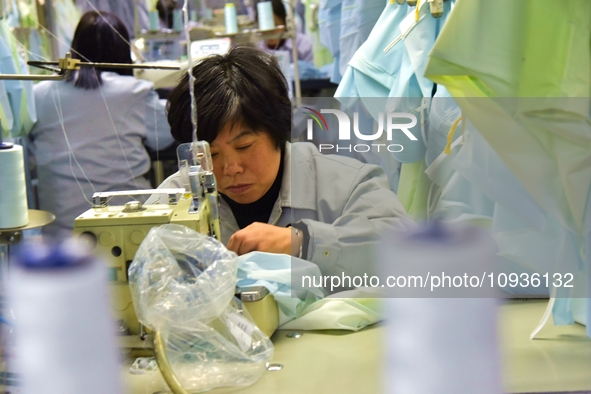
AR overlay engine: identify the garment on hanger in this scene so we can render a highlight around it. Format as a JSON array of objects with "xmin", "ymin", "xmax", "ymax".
[
  {"xmin": 425, "ymin": 0, "xmax": 591, "ymax": 333},
  {"xmin": 0, "ymin": 19, "xmax": 36, "ymax": 137}
]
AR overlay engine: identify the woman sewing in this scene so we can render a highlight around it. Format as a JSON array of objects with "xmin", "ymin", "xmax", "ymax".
[{"xmin": 150, "ymin": 46, "xmax": 412, "ymax": 278}]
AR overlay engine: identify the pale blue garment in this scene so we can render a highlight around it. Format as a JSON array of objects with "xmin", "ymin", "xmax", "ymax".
[
  {"xmin": 335, "ymin": 3, "xmax": 417, "ymax": 160},
  {"xmin": 338, "ymin": 0, "xmax": 385, "ymax": 78},
  {"xmin": 336, "ymin": 1, "xmax": 455, "ymax": 164},
  {"xmin": 281, "ymin": 288, "xmax": 382, "ymax": 331},
  {"xmin": 0, "ymin": 20, "xmax": 37, "ymax": 137},
  {"xmin": 291, "ymin": 60, "xmax": 328, "ymax": 80},
  {"xmin": 318, "ymin": 0, "xmax": 343, "ymax": 83},
  {"xmin": 0, "ymin": 25, "xmax": 22, "ymax": 137},
  {"xmin": 237, "ymin": 252, "xmax": 382, "ymax": 330},
  {"xmin": 14, "ymin": 51, "xmax": 36, "ymax": 137},
  {"xmin": 5, "ymin": 0, "xmax": 20, "ymax": 28},
  {"xmin": 56, "ymin": 0, "xmax": 80, "ymax": 56},
  {"xmin": 450, "ymin": 123, "xmax": 574, "ymax": 297},
  {"xmin": 424, "ymin": 107, "xmax": 552, "ymax": 296},
  {"xmin": 386, "ymin": 0, "xmax": 453, "ymax": 163}
]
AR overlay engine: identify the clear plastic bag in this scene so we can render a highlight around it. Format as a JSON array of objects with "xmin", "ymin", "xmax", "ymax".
[{"xmin": 128, "ymin": 224, "xmax": 274, "ymax": 391}]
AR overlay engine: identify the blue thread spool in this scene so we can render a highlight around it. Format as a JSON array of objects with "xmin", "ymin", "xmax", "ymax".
[
  {"xmin": 257, "ymin": 1, "xmax": 275, "ymax": 31},
  {"xmin": 225, "ymin": 3, "xmax": 238, "ymax": 34},
  {"xmin": 149, "ymin": 11, "xmax": 159, "ymax": 31},
  {"xmin": 173, "ymin": 9, "xmax": 183, "ymax": 32}
]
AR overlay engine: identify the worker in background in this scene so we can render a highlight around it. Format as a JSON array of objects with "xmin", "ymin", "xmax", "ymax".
[
  {"xmin": 149, "ymin": 46, "xmax": 413, "ymax": 281},
  {"xmin": 29, "ymin": 11, "xmax": 174, "ymax": 237},
  {"xmin": 260, "ymin": 0, "xmax": 314, "ymax": 63},
  {"xmin": 157, "ymin": 0, "xmax": 179, "ymax": 29}
]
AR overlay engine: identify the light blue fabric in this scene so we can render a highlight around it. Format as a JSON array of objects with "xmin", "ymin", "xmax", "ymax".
[
  {"xmin": 291, "ymin": 60, "xmax": 328, "ymax": 80},
  {"xmin": 318, "ymin": 0, "xmax": 343, "ymax": 83},
  {"xmin": 336, "ymin": 1, "xmax": 455, "ymax": 164},
  {"xmin": 0, "ymin": 25, "xmax": 23, "ymax": 137},
  {"xmin": 29, "ymin": 73, "xmax": 174, "ymax": 235},
  {"xmin": 237, "ymin": 252, "xmax": 384, "ymax": 330},
  {"xmin": 236, "ymin": 252, "xmax": 326, "ymax": 325},
  {"xmin": 338, "ymin": 0, "xmax": 385, "ymax": 78},
  {"xmin": 0, "ymin": 18, "xmax": 36, "ymax": 138}
]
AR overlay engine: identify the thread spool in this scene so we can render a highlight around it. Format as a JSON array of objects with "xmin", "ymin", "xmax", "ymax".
[
  {"xmin": 149, "ymin": 10, "xmax": 160, "ymax": 31},
  {"xmin": 172, "ymin": 9, "xmax": 183, "ymax": 32},
  {"xmin": 378, "ymin": 222, "xmax": 502, "ymax": 393},
  {"xmin": 224, "ymin": 3, "xmax": 238, "ymax": 34},
  {"xmin": 0, "ymin": 143, "xmax": 28, "ymax": 229},
  {"xmin": 8, "ymin": 240, "xmax": 123, "ymax": 394},
  {"xmin": 257, "ymin": 1, "xmax": 275, "ymax": 31}
]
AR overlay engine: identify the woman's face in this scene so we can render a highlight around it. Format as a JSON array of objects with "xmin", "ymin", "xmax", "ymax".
[{"xmin": 210, "ymin": 121, "xmax": 282, "ymax": 204}]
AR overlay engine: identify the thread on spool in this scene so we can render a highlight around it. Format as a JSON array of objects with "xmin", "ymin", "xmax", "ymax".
[
  {"xmin": 0, "ymin": 143, "xmax": 29, "ymax": 228},
  {"xmin": 173, "ymin": 9, "xmax": 183, "ymax": 32},
  {"xmin": 149, "ymin": 11, "xmax": 159, "ymax": 31},
  {"xmin": 257, "ymin": 1, "xmax": 275, "ymax": 31},
  {"xmin": 8, "ymin": 240, "xmax": 123, "ymax": 394},
  {"xmin": 224, "ymin": 3, "xmax": 238, "ymax": 34}
]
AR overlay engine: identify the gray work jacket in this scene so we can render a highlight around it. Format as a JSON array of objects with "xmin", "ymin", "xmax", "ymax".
[{"xmin": 150, "ymin": 142, "xmax": 413, "ymax": 278}]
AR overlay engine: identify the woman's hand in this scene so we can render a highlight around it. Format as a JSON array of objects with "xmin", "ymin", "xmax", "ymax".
[{"xmin": 227, "ymin": 222, "xmax": 297, "ymax": 256}]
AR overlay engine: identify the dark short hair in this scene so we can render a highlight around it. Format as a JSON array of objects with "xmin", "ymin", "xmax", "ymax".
[
  {"xmin": 271, "ymin": 0, "xmax": 287, "ymax": 24},
  {"xmin": 167, "ymin": 46, "xmax": 291, "ymax": 150},
  {"xmin": 67, "ymin": 11, "xmax": 133, "ymax": 89}
]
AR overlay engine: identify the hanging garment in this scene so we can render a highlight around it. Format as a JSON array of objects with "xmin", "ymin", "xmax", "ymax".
[
  {"xmin": 425, "ymin": 0, "xmax": 591, "ymax": 333},
  {"xmin": 338, "ymin": 0, "xmax": 385, "ymax": 78},
  {"xmin": 0, "ymin": 37, "xmax": 15, "ymax": 138},
  {"xmin": 237, "ymin": 252, "xmax": 382, "ymax": 331},
  {"xmin": 318, "ymin": 0, "xmax": 343, "ymax": 83},
  {"xmin": 0, "ymin": 19, "xmax": 37, "ymax": 137},
  {"xmin": 303, "ymin": 0, "xmax": 333, "ymax": 68}
]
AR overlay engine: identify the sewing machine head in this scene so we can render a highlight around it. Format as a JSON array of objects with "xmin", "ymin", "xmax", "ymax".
[
  {"xmin": 72, "ymin": 141, "xmax": 279, "ymax": 339},
  {"xmin": 72, "ymin": 142, "xmax": 221, "ymax": 335}
]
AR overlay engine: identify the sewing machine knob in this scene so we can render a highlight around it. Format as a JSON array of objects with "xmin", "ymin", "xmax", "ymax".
[{"xmin": 130, "ymin": 230, "xmax": 145, "ymax": 245}]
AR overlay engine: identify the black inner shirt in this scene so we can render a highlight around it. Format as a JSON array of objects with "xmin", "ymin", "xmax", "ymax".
[{"xmin": 221, "ymin": 154, "xmax": 284, "ymax": 229}]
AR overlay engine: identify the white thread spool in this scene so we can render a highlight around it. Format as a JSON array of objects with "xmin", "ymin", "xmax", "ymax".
[
  {"xmin": 8, "ymin": 240, "xmax": 123, "ymax": 394},
  {"xmin": 225, "ymin": 3, "xmax": 238, "ymax": 34},
  {"xmin": 0, "ymin": 143, "xmax": 28, "ymax": 229},
  {"xmin": 378, "ymin": 222, "xmax": 502, "ymax": 394},
  {"xmin": 257, "ymin": 1, "xmax": 275, "ymax": 31}
]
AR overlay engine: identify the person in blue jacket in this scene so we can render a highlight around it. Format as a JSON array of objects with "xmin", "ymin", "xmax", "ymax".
[{"xmin": 29, "ymin": 11, "xmax": 174, "ymax": 236}]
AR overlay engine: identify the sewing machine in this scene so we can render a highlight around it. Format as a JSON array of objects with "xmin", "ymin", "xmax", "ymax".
[{"xmin": 72, "ymin": 142, "xmax": 278, "ymax": 343}]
